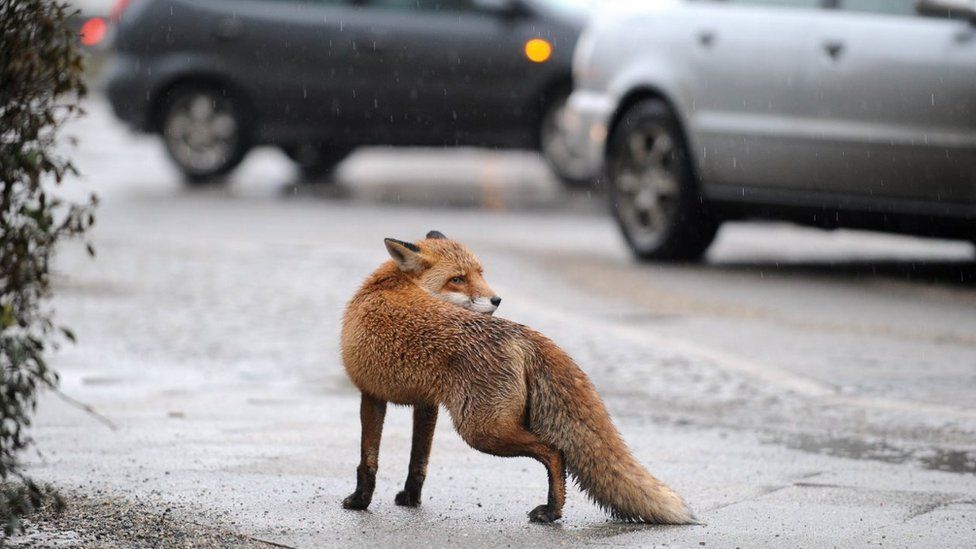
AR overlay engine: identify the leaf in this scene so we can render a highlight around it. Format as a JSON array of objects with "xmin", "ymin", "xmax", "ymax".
[{"xmin": 0, "ymin": 303, "xmax": 13, "ymax": 329}]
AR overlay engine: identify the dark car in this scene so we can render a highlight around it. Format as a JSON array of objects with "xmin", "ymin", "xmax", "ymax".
[{"xmin": 106, "ymin": 0, "xmax": 591, "ymax": 184}]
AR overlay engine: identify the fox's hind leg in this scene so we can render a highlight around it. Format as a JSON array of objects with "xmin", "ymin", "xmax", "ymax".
[
  {"xmin": 342, "ymin": 392, "xmax": 387, "ymax": 510},
  {"xmin": 526, "ymin": 440, "xmax": 566, "ymax": 524},
  {"xmin": 395, "ymin": 404, "xmax": 438, "ymax": 507},
  {"xmin": 462, "ymin": 423, "xmax": 566, "ymax": 523}
]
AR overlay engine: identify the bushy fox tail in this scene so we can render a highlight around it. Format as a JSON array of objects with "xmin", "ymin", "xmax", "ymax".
[{"xmin": 528, "ymin": 349, "xmax": 695, "ymax": 524}]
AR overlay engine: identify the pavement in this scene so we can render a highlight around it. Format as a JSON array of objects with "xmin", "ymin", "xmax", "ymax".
[{"xmin": 10, "ymin": 97, "xmax": 976, "ymax": 547}]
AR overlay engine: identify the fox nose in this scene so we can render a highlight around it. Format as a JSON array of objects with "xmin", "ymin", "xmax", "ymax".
[{"xmin": 490, "ymin": 296, "xmax": 502, "ymax": 307}]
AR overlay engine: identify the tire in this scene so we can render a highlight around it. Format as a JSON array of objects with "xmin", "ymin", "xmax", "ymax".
[
  {"xmin": 283, "ymin": 143, "xmax": 352, "ymax": 181},
  {"xmin": 158, "ymin": 84, "xmax": 249, "ymax": 184},
  {"xmin": 607, "ymin": 99, "xmax": 718, "ymax": 261},
  {"xmin": 540, "ymin": 91, "xmax": 596, "ymax": 189}
]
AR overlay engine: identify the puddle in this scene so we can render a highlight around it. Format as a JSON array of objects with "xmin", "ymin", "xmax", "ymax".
[
  {"xmin": 52, "ymin": 277, "xmax": 133, "ymax": 298},
  {"xmin": 773, "ymin": 434, "xmax": 976, "ymax": 475},
  {"xmin": 917, "ymin": 448, "xmax": 976, "ymax": 474}
]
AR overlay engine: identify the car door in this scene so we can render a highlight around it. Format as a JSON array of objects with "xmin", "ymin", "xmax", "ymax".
[
  {"xmin": 806, "ymin": 0, "xmax": 976, "ymax": 204},
  {"xmin": 351, "ymin": 0, "xmax": 539, "ymax": 145},
  {"xmin": 684, "ymin": 0, "xmax": 826, "ymax": 191},
  {"xmin": 203, "ymin": 0, "xmax": 373, "ymax": 142}
]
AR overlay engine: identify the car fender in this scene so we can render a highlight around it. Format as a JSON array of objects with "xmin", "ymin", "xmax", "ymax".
[
  {"xmin": 145, "ymin": 54, "xmax": 255, "ymax": 132},
  {"xmin": 604, "ymin": 57, "xmax": 704, "ymax": 178}
]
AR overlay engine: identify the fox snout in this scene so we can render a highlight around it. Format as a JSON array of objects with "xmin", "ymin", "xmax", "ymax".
[
  {"xmin": 470, "ymin": 295, "xmax": 502, "ymax": 315},
  {"xmin": 440, "ymin": 292, "xmax": 500, "ymax": 315}
]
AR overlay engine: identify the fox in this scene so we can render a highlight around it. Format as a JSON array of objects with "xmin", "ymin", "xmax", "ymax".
[{"xmin": 340, "ymin": 230, "xmax": 694, "ymax": 524}]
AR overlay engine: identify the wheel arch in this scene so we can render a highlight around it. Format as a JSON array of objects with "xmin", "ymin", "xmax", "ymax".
[{"xmin": 605, "ymin": 87, "xmax": 694, "ymax": 169}]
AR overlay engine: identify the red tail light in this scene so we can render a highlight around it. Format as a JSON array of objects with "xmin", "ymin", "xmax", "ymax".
[
  {"xmin": 80, "ymin": 17, "xmax": 107, "ymax": 46},
  {"xmin": 110, "ymin": 0, "xmax": 132, "ymax": 23}
]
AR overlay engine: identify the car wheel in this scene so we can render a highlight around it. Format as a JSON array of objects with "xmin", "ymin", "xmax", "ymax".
[
  {"xmin": 540, "ymin": 92, "xmax": 595, "ymax": 189},
  {"xmin": 283, "ymin": 143, "xmax": 352, "ymax": 182},
  {"xmin": 159, "ymin": 85, "xmax": 249, "ymax": 184},
  {"xmin": 607, "ymin": 99, "xmax": 718, "ymax": 261}
]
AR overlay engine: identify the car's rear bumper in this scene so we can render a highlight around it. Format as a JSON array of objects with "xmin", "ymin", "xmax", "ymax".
[
  {"xmin": 105, "ymin": 53, "xmax": 155, "ymax": 132},
  {"xmin": 564, "ymin": 89, "xmax": 616, "ymax": 176}
]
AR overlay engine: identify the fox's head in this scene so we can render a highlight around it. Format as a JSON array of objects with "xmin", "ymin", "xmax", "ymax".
[{"xmin": 384, "ymin": 230, "xmax": 501, "ymax": 315}]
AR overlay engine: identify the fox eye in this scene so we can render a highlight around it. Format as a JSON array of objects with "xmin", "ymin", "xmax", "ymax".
[{"xmin": 450, "ymin": 276, "xmax": 465, "ymax": 284}]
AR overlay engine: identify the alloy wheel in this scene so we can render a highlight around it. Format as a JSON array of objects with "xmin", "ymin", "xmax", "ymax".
[
  {"xmin": 163, "ymin": 91, "xmax": 240, "ymax": 176},
  {"xmin": 611, "ymin": 123, "xmax": 680, "ymax": 250}
]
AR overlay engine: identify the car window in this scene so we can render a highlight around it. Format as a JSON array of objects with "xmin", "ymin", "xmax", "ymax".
[
  {"xmin": 533, "ymin": 0, "xmax": 598, "ymax": 17},
  {"xmin": 365, "ymin": 0, "xmax": 478, "ymax": 12},
  {"xmin": 719, "ymin": 0, "xmax": 822, "ymax": 8},
  {"xmin": 836, "ymin": 0, "xmax": 916, "ymax": 16}
]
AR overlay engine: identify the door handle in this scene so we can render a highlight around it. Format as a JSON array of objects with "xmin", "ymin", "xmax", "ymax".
[
  {"xmin": 214, "ymin": 18, "xmax": 243, "ymax": 41},
  {"xmin": 353, "ymin": 27, "xmax": 392, "ymax": 54},
  {"xmin": 363, "ymin": 38, "xmax": 388, "ymax": 54},
  {"xmin": 355, "ymin": 32, "xmax": 390, "ymax": 54},
  {"xmin": 823, "ymin": 40, "xmax": 844, "ymax": 60},
  {"xmin": 697, "ymin": 30, "xmax": 716, "ymax": 48}
]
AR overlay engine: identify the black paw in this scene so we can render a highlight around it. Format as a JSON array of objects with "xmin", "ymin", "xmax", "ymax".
[
  {"xmin": 342, "ymin": 492, "xmax": 371, "ymax": 510},
  {"xmin": 395, "ymin": 490, "xmax": 421, "ymax": 507},
  {"xmin": 528, "ymin": 504, "xmax": 561, "ymax": 523}
]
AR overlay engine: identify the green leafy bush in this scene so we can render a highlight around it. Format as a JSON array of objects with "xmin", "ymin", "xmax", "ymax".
[{"xmin": 1, "ymin": 0, "xmax": 96, "ymax": 534}]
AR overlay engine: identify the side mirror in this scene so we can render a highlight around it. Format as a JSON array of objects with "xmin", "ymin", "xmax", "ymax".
[
  {"xmin": 917, "ymin": 0, "xmax": 976, "ymax": 23},
  {"xmin": 472, "ymin": 0, "xmax": 527, "ymax": 19}
]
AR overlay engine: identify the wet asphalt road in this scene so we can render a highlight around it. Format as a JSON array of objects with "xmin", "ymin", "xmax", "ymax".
[{"xmin": 18, "ymin": 97, "xmax": 976, "ymax": 547}]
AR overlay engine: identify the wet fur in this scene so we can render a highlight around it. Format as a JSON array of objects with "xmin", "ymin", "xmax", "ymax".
[{"xmin": 340, "ymin": 234, "xmax": 694, "ymax": 523}]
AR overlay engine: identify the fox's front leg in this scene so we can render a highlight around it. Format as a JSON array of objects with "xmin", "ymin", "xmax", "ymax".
[
  {"xmin": 342, "ymin": 392, "xmax": 387, "ymax": 510},
  {"xmin": 395, "ymin": 405, "xmax": 438, "ymax": 507}
]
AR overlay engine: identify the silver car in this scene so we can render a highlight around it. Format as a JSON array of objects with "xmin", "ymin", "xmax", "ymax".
[{"xmin": 566, "ymin": 0, "xmax": 976, "ymax": 260}]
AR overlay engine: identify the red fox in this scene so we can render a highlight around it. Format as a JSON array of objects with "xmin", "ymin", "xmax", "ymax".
[{"xmin": 340, "ymin": 231, "xmax": 693, "ymax": 524}]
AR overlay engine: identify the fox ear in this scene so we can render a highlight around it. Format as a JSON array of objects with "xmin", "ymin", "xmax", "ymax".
[
  {"xmin": 384, "ymin": 238, "xmax": 426, "ymax": 273},
  {"xmin": 426, "ymin": 230, "xmax": 447, "ymax": 240}
]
